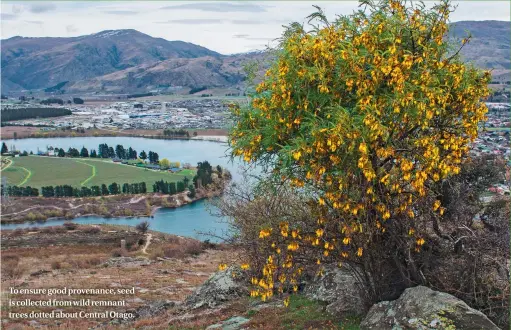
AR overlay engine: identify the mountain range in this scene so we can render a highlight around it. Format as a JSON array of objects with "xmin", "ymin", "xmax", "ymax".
[{"xmin": 1, "ymin": 20, "xmax": 509, "ymax": 94}]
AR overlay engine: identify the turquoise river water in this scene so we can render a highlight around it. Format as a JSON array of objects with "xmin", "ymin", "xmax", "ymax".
[{"xmin": 0, "ymin": 137, "xmax": 249, "ymax": 241}]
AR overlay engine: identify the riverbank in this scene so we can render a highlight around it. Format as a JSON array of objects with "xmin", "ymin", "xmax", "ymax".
[
  {"xmin": 1, "ymin": 176, "xmax": 229, "ymax": 224},
  {"xmin": 0, "ymin": 126, "xmax": 228, "ymax": 141}
]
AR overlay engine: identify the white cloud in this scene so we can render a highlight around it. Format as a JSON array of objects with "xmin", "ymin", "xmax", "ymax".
[
  {"xmin": 29, "ymin": 3, "xmax": 56, "ymax": 13},
  {"xmin": 1, "ymin": 1, "xmax": 509, "ymax": 54}
]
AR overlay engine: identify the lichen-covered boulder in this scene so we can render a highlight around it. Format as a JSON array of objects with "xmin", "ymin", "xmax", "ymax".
[
  {"xmin": 185, "ymin": 266, "xmax": 248, "ymax": 309},
  {"xmin": 303, "ymin": 265, "xmax": 366, "ymax": 316},
  {"xmin": 360, "ymin": 286, "xmax": 500, "ymax": 330}
]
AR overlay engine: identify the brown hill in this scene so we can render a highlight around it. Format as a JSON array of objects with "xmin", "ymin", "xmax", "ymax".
[
  {"xmin": 1, "ymin": 29, "xmax": 220, "ymax": 92},
  {"xmin": 449, "ymin": 20, "xmax": 510, "ymax": 70},
  {"xmin": 1, "ymin": 21, "xmax": 509, "ymax": 93}
]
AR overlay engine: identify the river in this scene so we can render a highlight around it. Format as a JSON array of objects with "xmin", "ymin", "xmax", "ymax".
[{"xmin": 0, "ymin": 137, "xmax": 247, "ymax": 241}]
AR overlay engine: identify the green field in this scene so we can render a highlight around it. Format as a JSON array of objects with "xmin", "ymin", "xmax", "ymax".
[{"xmin": 1, "ymin": 156, "xmax": 195, "ymax": 192}]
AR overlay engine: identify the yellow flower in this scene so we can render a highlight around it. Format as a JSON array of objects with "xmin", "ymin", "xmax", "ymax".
[
  {"xmin": 241, "ymin": 263, "xmax": 250, "ymax": 270},
  {"xmin": 218, "ymin": 263, "xmax": 227, "ymax": 271},
  {"xmin": 358, "ymin": 142, "xmax": 368, "ymax": 154},
  {"xmin": 259, "ymin": 229, "xmax": 271, "ymax": 239},
  {"xmin": 284, "ymin": 297, "xmax": 290, "ymax": 307},
  {"xmin": 356, "ymin": 247, "xmax": 363, "ymax": 257},
  {"xmin": 287, "ymin": 242, "xmax": 299, "ymax": 251},
  {"xmin": 293, "ymin": 151, "xmax": 302, "ymax": 160},
  {"xmin": 433, "ymin": 200, "xmax": 441, "ymax": 211},
  {"xmin": 416, "ymin": 238, "xmax": 425, "ymax": 246}
]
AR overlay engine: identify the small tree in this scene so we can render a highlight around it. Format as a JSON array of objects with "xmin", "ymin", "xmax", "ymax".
[
  {"xmin": 136, "ymin": 221, "xmax": 150, "ymax": 234},
  {"xmin": 80, "ymin": 146, "xmax": 89, "ymax": 157},
  {"xmin": 159, "ymin": 158, "xmax": 171, "ymax": 169},
  {"xmin": 1, "ymin": 142, "xmax": 8, "ymax": 154},
  {"xmin": 73, "ymin": 97, "xmax": 84, "ymax": 104},
  {"xmin": 140, "ymin": 150, "xmax": 147, "ymax": 160},
  {"xmin": 187, "ymin": 185, "xmax": 196, "ymax": 198},
  {"xmin": 229, "ymin": 0, "xmax": 491, "ymax": 304}
]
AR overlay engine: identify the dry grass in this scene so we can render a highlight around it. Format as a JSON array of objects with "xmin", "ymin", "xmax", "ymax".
[{"xmin": 1, "ymin": 225, "xmax": 237, "ymax": 329}]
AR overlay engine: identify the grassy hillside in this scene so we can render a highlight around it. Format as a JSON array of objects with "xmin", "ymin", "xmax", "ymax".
[{"xmin": 2, "ymin": 156, "xmax": 194, "ymax": 191}]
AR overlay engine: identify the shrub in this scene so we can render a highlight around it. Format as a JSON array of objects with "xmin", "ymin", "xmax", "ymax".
[
  {"xmin": 136, "ymin": 221, "xmax": 150, "ymax": 234},
  {"xmin": 44, "ymin": 209, "xmax": 64, "ymax": 218},
  {"xmin": 41, "ymin": 227, "xmax": 57, "ymax": 234},
  {"xmin": 228, "ymin": 0, "xmax": 491, "ymax": 307},
  {"xmin": 25, "ymin": 212, "xmax": 46, "ymax": 221},
  {"xmin": 63, "ymin": 222, "xmax": 78, "ymax": 230},
  {"xmin": 160, "ymin": 240, "xmax": 205, "ymax": 259},
  {"xmin": 53, "ymin": 226, "xmax": 67, "ymax": 234},
  {"xmin": 111, "ymin": 248, "xmax": 128, "ymax": 257},
  {"xmin": 51, "ymin": 261, "xmax": 62, "ymax": 270},
  {"xmin": 10, "ymin": 228, "xmax": 26, "ymax": 237},
  {"xmin": 82, "ymin": 226, "xmax": 101, "ymax": 234}
]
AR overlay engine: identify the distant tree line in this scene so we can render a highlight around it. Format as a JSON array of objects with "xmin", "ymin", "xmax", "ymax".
[
  {"xmin": 49, "ymin": 143, "xmax": 160, "ymax": 164},
  {"xmin": 127, "ymin": 92, "xmax": 153, "ymax": 99},
  {"xmin": 3, "ymin": 178, "xmax": 195, "ymax": 198},
  {"xmin": 40, "ymin": 98, "xmax": 64, "ymax": 105},
  {"xmin": 153, "ymin": 178, "xmax": 189, "ymax": 194},
  {"xmin": 39, "ymin": 182, "xmax": 147, "ymax": 197},
  {"xmin": 163, "ymin": 129, "xmax": 190, "ymax": 137},
  {"xmin": 1, "ymin": 107, "xmax": 72, "ymax": 122},
  {"xmin": 2, "ymin": 185, "xmax": 39, "ymax": 197},
  {"xmin": 44, "ymin": 81, "xmax": 68, "ymax": 93},
  {"xmin": 189, "ymin": 86, "xmax": 207, "ymax": 94}
]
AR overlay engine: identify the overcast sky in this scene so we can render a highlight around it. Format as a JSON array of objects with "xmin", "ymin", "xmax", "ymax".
[{"xmin": 1, "ymin": 1, "xmax": 509, "ymax": 54}]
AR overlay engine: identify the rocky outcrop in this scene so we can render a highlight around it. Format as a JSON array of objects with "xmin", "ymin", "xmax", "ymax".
[
  {"xmin": 205, "ymin": 316, "xmax": 250, "ymax": 330},
  {"xmin": 132, "ymin": 300, "xmax": 176, "ymax": 319},
  {"xmin": 103, "ymin": 256, "xmax": 152, "ymax": 268},
  {"xmin": 304, "ymin": 265, "xmax": 366, "ymax": 316},
  {"xmin": 185, "ymin": 266, "xmax": 248, "ymax": 309},
  {"xmin": 360, "ymin": 286, "xmax": 500, "ymax": 330}
]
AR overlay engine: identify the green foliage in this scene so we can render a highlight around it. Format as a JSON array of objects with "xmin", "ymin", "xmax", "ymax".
[
  {"xmin": 73, "ymin": 97, "xmax": 84, "ymax": 104},
  {"xmin": 1, "ymin": 107, "xmax": 71, "ymax": 122},
  {"xmin": 189, "ymin": 86, "xmax": 207, "ymax": 94}
]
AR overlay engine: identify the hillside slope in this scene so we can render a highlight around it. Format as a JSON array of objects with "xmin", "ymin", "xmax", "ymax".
[
  {"xmin": 1, "ymin": 20, "xmax": 509, "ymax": 93},
  {"xmin": 449, "ymin": 20, "xmax": 510, "ymax": 70},
  {"xmin": 1, "ymin": 29, "xmax": 220, "ymax": 92}
]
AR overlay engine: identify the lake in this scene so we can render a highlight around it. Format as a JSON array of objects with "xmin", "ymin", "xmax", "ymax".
[{"xmin": 0, "ymin": 137, "xmax": 249, "ymax": 241}]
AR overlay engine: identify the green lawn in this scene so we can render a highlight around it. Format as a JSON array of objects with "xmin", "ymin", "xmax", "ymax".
[{"xmin": 1, "ymin": 156, "xmax": 195, "ymax": 192}]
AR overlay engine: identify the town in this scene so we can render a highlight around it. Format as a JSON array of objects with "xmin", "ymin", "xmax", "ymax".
[{"xmin": 1, "ymin": 97, "xmax": 235, "ymax": 130}]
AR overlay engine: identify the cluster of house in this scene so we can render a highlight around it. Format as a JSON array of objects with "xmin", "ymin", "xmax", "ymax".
[
  {"xmin": 2, "ymin": 98, "xmax": 230, "ymax": 130},
  {"xmin": 111, "ymin": 158, "xmax": 192, "ymax": 172}
]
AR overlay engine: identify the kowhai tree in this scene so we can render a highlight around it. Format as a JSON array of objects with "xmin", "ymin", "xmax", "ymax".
[{"xmin": 228, "ymin": 0, "xmax": 490, "ymax": 303}]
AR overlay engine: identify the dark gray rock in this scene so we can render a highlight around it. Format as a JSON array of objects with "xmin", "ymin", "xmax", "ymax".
[
  {"xmin": 103, "ymin": 256, "xmax": 152, "ymax": 267},
  {"xmin": 132, "ymin": 300, "xmax": 175, "ymax": 319},
  {"xmin": 206, "ymin": 316, "xmax": 250, "ymax": 330},
  {"xmin": 185, "ymin": 266, "xmax": 248, "ymax": 309},
  {"xmin": 304, "ymin": 265, "xmax": 366, "ymax": 316},
  {"xmin": 360, "ymin": 286, "xmax": 500, "ymax": 330}
]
